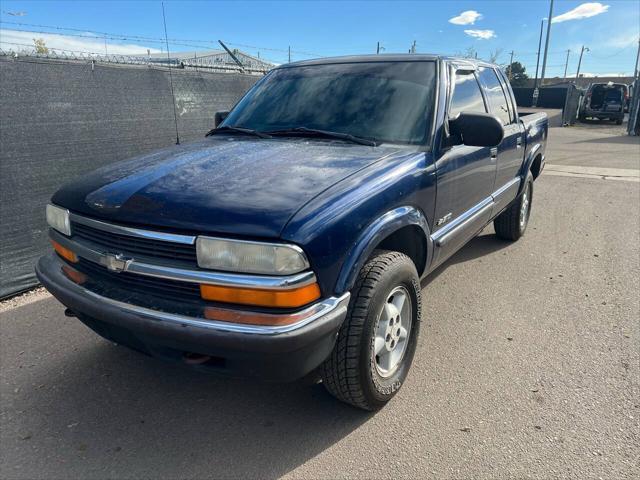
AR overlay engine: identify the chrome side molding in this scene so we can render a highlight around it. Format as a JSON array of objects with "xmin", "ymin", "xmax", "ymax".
[{"xmin": 432, "ymin": 197, "xmax": 493, "ymax": 247}]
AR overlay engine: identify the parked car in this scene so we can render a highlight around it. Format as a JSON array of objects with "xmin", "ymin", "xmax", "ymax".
[
  {"xmin": 580, "ymin": 82, "xmax": 627, "ymax": 124},
  {"xmin": 37, "ymin": 55, "xmax": 548, "ymax": 410}
]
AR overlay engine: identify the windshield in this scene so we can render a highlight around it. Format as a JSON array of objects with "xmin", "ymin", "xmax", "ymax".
[{"xmin": 222, "ymin": 61, "xmax": 437, "ymax": 145}]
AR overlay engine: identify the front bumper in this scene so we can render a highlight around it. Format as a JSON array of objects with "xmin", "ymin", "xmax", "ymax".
[{"xmin": 36, "ymin": 253, "xmax": 349, "ymax": 381}]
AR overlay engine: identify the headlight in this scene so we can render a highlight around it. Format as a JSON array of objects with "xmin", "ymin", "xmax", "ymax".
[
  {"xmin": 46, "ymin": 204, "xmax": 71, "ymax": 236},
  {"xmin": 196, "ymin": 237, "xmax": 309, "ymax": 275}
]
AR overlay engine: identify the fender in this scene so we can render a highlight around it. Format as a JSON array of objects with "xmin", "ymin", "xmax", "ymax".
[
  {"xmin": 335, "ymin": 205, "xmax": 433, "ymax": 294},
  {"xmin": 522, "ymin": 143, "xmax": 542, "ymax": 173},
  {"xmin": 517, "ymin": 143, "xmax": 543, "ymax": 194}
]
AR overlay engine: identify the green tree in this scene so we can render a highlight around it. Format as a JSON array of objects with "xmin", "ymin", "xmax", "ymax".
[
  {"xmin": 505, "ymin": 61, "xmax": 529, "ymax": 86},
  {"xmin": 33, "ymin": 38, "xmax": 49, "ymax": 54}
]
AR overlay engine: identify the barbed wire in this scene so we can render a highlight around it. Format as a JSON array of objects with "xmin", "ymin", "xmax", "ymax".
[
  {"xmin": 0, "ymin": 20, "xmax": 321, "ymax": 57},
  {"xmin": 0, "ymin": 42, "xmax": 272, "ymax": 73}
]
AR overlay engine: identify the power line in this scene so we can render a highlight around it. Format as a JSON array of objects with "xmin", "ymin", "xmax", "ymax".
[{"xmin": 0, "ymin": 20, "xmax": 321, "ymax": 57}]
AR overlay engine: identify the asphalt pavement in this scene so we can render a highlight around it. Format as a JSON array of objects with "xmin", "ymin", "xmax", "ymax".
[{"xmin": 1, "ymin": 124, "xmax": 639, "ymax": 479}]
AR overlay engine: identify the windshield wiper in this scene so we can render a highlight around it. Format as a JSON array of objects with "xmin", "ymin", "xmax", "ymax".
[
  {"xmin": 206, "ymin": 125, "xmax": 272, "ymax": 139},
  {"xmin": 266, "ymin": 127, "xmax": 378, "ymax": 146}
]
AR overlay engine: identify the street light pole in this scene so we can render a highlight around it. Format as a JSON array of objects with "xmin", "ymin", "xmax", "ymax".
[
  {"xmin": 508, "ymin": 50, "xmax": 514, "ymax": 80},
  {"xmin": 634, "ymin": 37, "xmax": 640, "ymax": 79},
  {"xmin": 539, "ymin": 0, "xmax": 555, "ymax": 87},
  {"xmin": 575, "ymin": 45, "xmax": 589, "ymax": 80},
  {"xmin": 533, "ymin": 19, "xmax": 545, "ymax": 90},
  {"xmin": 563, "ymin": 49, "xmax": 570, "ymax": 79}
]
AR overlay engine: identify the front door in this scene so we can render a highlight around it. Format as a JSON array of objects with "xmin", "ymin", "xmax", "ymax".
[{"xmin": 432, "ymin": 68, "xmax": 497, "ymax": 267}]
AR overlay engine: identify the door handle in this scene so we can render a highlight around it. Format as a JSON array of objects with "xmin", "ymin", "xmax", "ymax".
[
  {"xmin": 516, "ymin": 136, "xmax": 523, "ymax": 148},
  {"xmin": 490, "ymin": 147, "xmax": 498, "ymax": 161}
]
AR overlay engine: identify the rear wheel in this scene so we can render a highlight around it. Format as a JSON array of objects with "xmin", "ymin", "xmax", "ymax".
[
  {"xmin": 494, "ymin": 173, "xmax": 533, "ymax": 241},
  {"xmin": 321, "ymin": 250, "xmax": 421, "ymax": 410},
  {"xmin": 615, "ymin": 117, "xmax": 623, "ymax": 125}
]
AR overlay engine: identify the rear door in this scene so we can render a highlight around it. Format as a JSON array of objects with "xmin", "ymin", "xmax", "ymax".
[{"xmin": 477, "ymin": 66, "xmax": 523, "ymax": 211}]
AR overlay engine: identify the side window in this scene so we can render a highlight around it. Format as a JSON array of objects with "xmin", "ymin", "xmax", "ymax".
[
  {"xmin": 497, "ymin": 68, "xmax": 517, "ymax": 122},
  {"xmin": 449, "ymin": 72, "xmax": 487, "ymax": 118},
  {"xmin": 478, "ymin": 67, "xmax": 512, "ymax": 125}
]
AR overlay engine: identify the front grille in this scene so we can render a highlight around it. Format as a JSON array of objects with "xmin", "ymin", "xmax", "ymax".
[
  {"xmin": 75, "ymin": 258, "xmax": 202, "ymax": 302},
  {"xmin": 72, "ymin": 222, "xmax": 197, "ymax": 265}
]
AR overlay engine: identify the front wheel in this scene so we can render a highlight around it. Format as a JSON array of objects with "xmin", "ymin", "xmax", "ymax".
[
  {"xmin": 494, "ymin": 173, "xmax": 533, "ymax": 241},
  {"xmin": 321, "ymin": 251, "xmax": 421, "ymax": 410}
]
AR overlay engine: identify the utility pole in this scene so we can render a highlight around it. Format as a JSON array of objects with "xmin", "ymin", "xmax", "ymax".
[
  {"xmin": 575, "ymin": 45, "xmax": 589, "ymax": 79},
  {"xmin": 410, "ymin": 40, "xmax": 416, "ymax": 54},
  {"xmin": 377, "ymin": 42, "xmax": 380, "ymax": 54},
  {"xmin": 533, "ymin": 19, "xmax": 544, "ymax": 89},
  {"xmin": 508, "ymin": 50, "xmax": 514, "ymax": 80},
  {"xmin": 634, "ymin": 37, "xmax": 640, "ymax": 79},
  {"xmin": 288, "ymin": 46, "xmax": 291, "ymax": 63},
  {"xmin": 540, "ymin": 0, "xmax": 554, "ymax": 87},
  {"xmin": 563, "ymin": 49, "xmax": 570, "ymax": 79}
]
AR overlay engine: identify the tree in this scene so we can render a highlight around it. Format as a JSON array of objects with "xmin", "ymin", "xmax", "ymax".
[
  {"xmin": 505, "ymin": 61, "xmax": 529, "ymax": 86},
  {"xmin": 488, "ymin": 48, "xmax": 503, "ymax": 63},
  {"xmin": 33, "ymin": 38, "xmax": 49, "ymax": 54}
]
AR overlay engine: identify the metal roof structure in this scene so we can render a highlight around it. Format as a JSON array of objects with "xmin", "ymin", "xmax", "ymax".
[{"xmin": 148, "ymin": 48, "xmax": 274, "ymax": 71}]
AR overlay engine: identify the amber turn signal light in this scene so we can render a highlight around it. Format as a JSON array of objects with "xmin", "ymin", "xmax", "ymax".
[
  {"xmin": 51, "ymin": 239, "xmax": 78, "ymax": 263},
  {"xmin": 200, "ymin": 282, "xmax": 321, "ymax": 309},
  {"xmin": 62, "ymin": 264, "xmax": 86, "ymax": 284}
]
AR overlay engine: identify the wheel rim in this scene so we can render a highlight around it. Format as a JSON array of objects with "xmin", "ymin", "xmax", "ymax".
[
  {"xmin": 373, "ymin": 286, "xmax": 412, "ymax": 378},
  {"xmin": 519, "ymin": 183, "xmax": 531, "ymax": 230}
]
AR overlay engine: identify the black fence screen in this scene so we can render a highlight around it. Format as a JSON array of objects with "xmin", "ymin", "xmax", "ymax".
[{"xmin": 0, "ymin": 57, "xmax": 260, "ymax": 298}]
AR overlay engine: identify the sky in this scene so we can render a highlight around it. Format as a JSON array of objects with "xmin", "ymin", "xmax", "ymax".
[{"xmin": 1, "ymin": 0, "xmax": 638, "ymax": 77}]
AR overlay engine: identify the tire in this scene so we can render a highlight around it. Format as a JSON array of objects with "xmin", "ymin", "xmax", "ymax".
[
  {"xmin": 615, "ymin": 118, "xmax": 623, "ymax": 125},
  {"xmin": 321, "ymin": 250, "xmax": 421, "ymax": 411},
  {"xmin": 494, "ymin": 172, "xmax": 533, "ymax": 241}
]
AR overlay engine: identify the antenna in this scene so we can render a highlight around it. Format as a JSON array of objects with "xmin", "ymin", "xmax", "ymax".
[
  {"xmin": 162, "ymin": 2, "xmax": 180, "ymax": 145},
  {"xmin": 218, "ymin": 40, "xmax": 244, "ymax": 70}
]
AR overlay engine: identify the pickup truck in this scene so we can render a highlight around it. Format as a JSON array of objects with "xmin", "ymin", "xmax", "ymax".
[{"xmin": 37, "ymin": 55, "xmax": 547, "ymax": 410}]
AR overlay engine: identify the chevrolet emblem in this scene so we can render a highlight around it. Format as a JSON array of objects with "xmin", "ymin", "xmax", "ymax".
[{"xmin": 100, "ymin": 253, "xmax": 133, "ymax": 273}]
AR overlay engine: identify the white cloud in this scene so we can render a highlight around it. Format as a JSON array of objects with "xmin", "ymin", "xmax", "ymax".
[
  {"xmin": 552, "ymin": 2, "xmax": 609, "ymax": 23},
  {"xmin": 464, "ymin": 29, "xmax": 496, "ymax": 40},
  {"xmin": 605, "ymin": 31, "xmax": 639, "ymax": 48},
  {"xmin": 449, "ymin": 10, "xmax": 482, "ymax": 25},
  {"xmin": 578, "ymin": 71, "xmax": 631, "ymax": 77},
  {"xmin": 0, "ymin": 29, "xmax": 161, "ymax": 55}
]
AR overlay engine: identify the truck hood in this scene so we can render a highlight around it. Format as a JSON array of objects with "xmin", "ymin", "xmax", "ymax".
[{"xmin": 52, "ymin": 137, "xmax": 403, "ymax": 238}]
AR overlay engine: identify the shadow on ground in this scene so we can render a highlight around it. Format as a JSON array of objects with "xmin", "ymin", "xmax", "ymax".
[{"xmin": 422, "ymin": 232, "xmax": 511, "ymax": 288}]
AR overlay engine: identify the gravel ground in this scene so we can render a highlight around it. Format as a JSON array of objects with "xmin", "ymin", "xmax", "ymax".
[{"xmin": 1, "ymin": 127, "xmax": 639, "ymax": 479}]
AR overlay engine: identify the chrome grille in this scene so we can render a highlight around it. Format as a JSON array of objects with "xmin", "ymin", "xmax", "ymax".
[
  {"xmin": 72, "ymin": 222, "xmax": 197, "ymax": 265},
  {"xmin": 76, "ymin": 258, "xmax": 202, "ymax": 301}
]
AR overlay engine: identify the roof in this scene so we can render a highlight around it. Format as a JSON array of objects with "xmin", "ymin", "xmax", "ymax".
[{"xmin": 281, "ymin": 53, "xmax": 498, "ymax": 69}]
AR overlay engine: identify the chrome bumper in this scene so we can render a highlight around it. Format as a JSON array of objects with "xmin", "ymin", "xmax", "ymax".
[
  {"xmin": 37, "ymin": 254, "xmax": 350, "ymax": 381},
  {"xmin": 38, "ymin": 253, "xmax": 349, "ymax": 335}
]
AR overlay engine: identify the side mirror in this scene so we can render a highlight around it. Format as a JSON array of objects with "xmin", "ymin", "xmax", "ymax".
[
  {"xmin": 214, "ymin": 111, "xmax": 230, "ymax": 127},
  {"xmin": 448, "ymin": 112, "xmax": 504, "ymax": 147}
]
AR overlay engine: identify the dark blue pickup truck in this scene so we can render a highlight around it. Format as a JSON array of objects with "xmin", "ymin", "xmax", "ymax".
[{"xmin": 37, "ymin": 54, "xmax": 547, "ymax": 410}]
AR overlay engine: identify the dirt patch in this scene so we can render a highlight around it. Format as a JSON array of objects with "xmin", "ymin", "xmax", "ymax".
[{"xmin": 0, "ymin": 287, "xmax": 51, "ymax": 313}]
